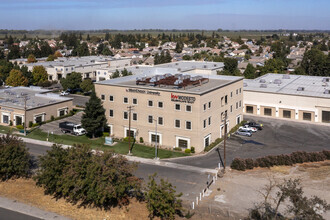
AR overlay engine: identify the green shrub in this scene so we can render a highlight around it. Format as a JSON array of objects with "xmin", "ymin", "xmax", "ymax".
[
  {"xmin": 185, "ymin": 149, "xmax": 191, "ymax": 154},
  {"xmin": 9, "ymin": 120, "xmax": 13, "ymax": 126},
  {"xmin": 51, "ymin": 115, "xmax": 55, "ymax": 121},
  {"xmin": 322, "ymin": 150, "xmax": 330, "ymax": 160},
  {"xmin": 139, "ymin": 137, "xmax": 144, "ymax": 143},
  {"xmin": 16, "ymin": 125, "xmax": 24, "ymax": 130},
  {"xmin": 28, "ymin": 121, "xmax": 33, "ymax": 128},
  {"xmin": 123, "ymin": 136, "xmax": 135, "ymax": 143},
  {"xmin": 231, "ymin": 158, "xmax": 246, "ymax": 171},
  {"xmin": 102, "ymin": 132, "xmax": 110, "ymax": 137},
  {"xmin": 32, "ymin": 123, "xmax": 39, "ymax": 128},
  {"xmin": 245, "ymin": 158, "xmax": 254, "ymax": 169},
  {"xmin": 173, "ymin": 147, "xmax": 182, "ymax": 151},
  {"xmin": 204, "ymin": 138, "xmax": 223, "ymax": 152},
  {"xmin": 190, "ymin": 146, "xmax": 195, "ymax": 153}
]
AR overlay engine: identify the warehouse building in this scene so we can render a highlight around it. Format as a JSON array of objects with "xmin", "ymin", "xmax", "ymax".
[
  {"xmin": 243, "ymin": 74, "xmax": 330, "ymax": 124},
  {"xmin": 95, "ymin": 73, "xmax": 243, "ymax": 153},
  {"xmin": 0, "ymin": 86, "xmax": 73, "ymax": 126}
]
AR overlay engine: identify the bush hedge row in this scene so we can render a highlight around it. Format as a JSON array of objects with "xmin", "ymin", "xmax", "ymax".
[{"xmin": 231, "ymin": 150, "xmax": 330, "ymax": 171}]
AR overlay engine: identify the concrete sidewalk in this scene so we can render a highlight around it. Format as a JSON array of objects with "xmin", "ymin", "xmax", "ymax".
[
  {"xmin": 0, "ymin": 196, "xmax": 70, "ymax": 220},
  {"xmin": 15, "ymin": 135, "xmax": 218, "ymax": 175}
]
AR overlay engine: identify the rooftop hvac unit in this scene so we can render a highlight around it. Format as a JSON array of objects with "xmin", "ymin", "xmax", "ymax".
[
  {"xmin": 259, "ymin": 79, "xmax": 266, "ymax": 83},
  {"xmin": 324, "ymin": 89, "xmax": 330, "ymax": 94},
  {"xmin": 183, "ymin": 75, "xmax": 190, "ymax": 80},
  {"xmin": 164, "ymin": 73, "xmax": 172, "ymax": 78},
  {"xmin": 175, "ymin": 63, "xmax": 179, "ymax": 65},
  {"xmin": 297, "ymin": 87, "xmax": 305, "ymax": 91},
  {"xmin": 282, "ymin": 75, "xmax": 290, "ymax": 79},
  {"xmin": 243, "ymin": 83, "xmax": 248, "ymax": 87},
  {"xmin": 274, "ymin": 79, "xmax": 282, "ymax": 84},
  {"xmin": 322, "ymin": 78, "xmax": 330, "ymax": 83},
  {"xmin": 260, "ymin": 84, "xmax": 267, "ymax": 88},
  {"xmin": 322, "ymin": 83, "xmax": 328, "ymax": 87},
  {"xmin": 203, "ymin": 65, "xmax": 207, "ymax": 68},
  {"xmin": 174, "ymin": 79, "xmax": 183, "ymax": 85}
]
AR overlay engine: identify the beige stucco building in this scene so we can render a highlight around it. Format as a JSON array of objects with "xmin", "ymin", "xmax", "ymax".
[
  {"xmin": 0, "ymin": 86, "xmax": 73, "ymax": 127},
  {"xmin": 243, "ymin": 74, "xmax": 330, "ymax": 124},
  {"xmin": 95, "ymin": 73, "xmax": 243, "ymax": 153}
]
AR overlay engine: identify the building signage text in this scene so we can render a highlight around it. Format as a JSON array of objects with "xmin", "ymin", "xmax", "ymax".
[
  {"xmin": 126, "ymin": 88, "xmax": 160, "ymax": 96},
  {"xmin": 171, "ymin": 93, "xmax": 196, "ymax": 104}
]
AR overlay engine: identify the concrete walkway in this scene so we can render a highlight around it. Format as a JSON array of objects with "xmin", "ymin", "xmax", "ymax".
[
  {"xmin": 17, "ymin": 135, "xmax": 218, "ymax": 175},
  {"xmin": 0, "ymin": 196, "xmax": 70, "ymax": 220}
]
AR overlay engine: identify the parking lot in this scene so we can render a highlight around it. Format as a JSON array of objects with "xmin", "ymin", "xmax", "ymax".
[
  {"xmin": 39, "ymin": 112, "xmax": 83, "ymax": 135},
  {"xmin": 166, "ymin": 115, "xmax": 330, "ymax": 169}
]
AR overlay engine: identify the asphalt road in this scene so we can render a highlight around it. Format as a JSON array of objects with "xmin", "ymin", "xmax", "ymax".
[
  {"xmin": 68, "ymin": 94, "xmax": 89, "ymax": 107},
  {"xmin": 166, "ymin": 116, "xmax": 330, "ymax": 169},
  {"xmin": 25, "ymin": 142, "xmax": 208, "ymax": 201},
  {"xmin": 0, "ymin": 207, "xmax": 41, "ymax": 220}
]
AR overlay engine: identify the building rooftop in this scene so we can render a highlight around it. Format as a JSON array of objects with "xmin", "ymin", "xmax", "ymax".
[
  {"xmin": 0, "ymin": 86, "xmax": 72, "ymax": 110},
  {"xmin": 244, "ymin": 73, "xmax": 330, "ymax": 98},
  {"xmin": 96, "ymin": 72, "xmax": 242, "ymax": 95},
  {"xmin": 155, "ymin": 61, "xmax": 224, "ymax": 72}
]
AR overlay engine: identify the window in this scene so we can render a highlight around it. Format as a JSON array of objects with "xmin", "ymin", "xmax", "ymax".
[
  {"xmin": 59, "ymin": 109, "xmax": 65, "ymax": 116},
  {"xmin": 283, "ymin": 110, "xmax": 291, "ymax": 118},
  {"xmin": 264, "ymin": 108, "xmax": 272, "ymax": 116},
  {"xmin": 175, "ymin": 104, "xmax": 181, "ymax": 110},
  {"xmin": 225, "ymin": 95, "xmax": 228, "ymax": 105},
  {"xmin": 123, "ymin": 97, "xmax": 128, "ymax": 104},
  {"xmin": 239, "ymin": 100, "xmax": 242, "ymax": 108},
  {"xmin": 221, "ymin": 97, "xmax": 224, "ymax": 106},
  {"xmin": 236, "ymin": 102, "xmax": 238, "ymax": 109},
  {"xmin": 126, "ymin": 129, "xmax": 135, "ymax": 137},
  {"xmin": 208, "ymin": 101, "xmax": 212, "ymax": 109},
  {"xmin": 303, "ymin": 112, "xmax": 311, "ymax": 121},
  {"xmin": 203, "ymin": 103, "xmax": 206, "ymax": 111},
  {"xmin": 133, "ymin": 113, "xmax": 137, "ymax": 121},
  {"xmin": 230, "ymin": 105, "xmax": 233, "ymax": 113},
  {"xmin": 123, "ymin": 111, "xmax": 128, "ymax": 120},
  {"xmin": 148, "ymin": 100, "xmax": 153, "ymax": 107},
  {"xmin": 2, "ymin": 115, "xmax": 9, "ymax": 124},
  {"xmin": 101, "ymin": 94, "xmax": 105, "ymax": 100},
  {"xmin": 186, "ymin": 121, "xmax": 192, "ymax": 130},
  {"xmin": 231, "ymin": 92, "xmax": 233, "ymax": 97},
  {"xmin": 239, "ymin": 88, "xmax": 242, "ymax": 93},
  {"xmin": 204, "ymin": 135, "xmax": 210, "ymax": 148},
  {"xmin": 186, "ymin": 105, "xmax": 192, "ymax": 112},
  {"xmin": 109, "ymin": 95, "xmax": 114, "ymax": 101},
  {"xmin": 133, "ymin": 98, "xmax": 137, "ymax": 105},
  {"xmin": 15, "ymin": 116, "xmax": 22, "ymax": 126},
  {"xmin": 322, "ymin": 111, "xmax": 330, "ymax": 123},
  {"xmin": 151, "ymin": 134, "xmax": 160, "ymax": 143},
  {"xmin": 178, "ymin": 139, "xmax": 188, "ymax": 149},
  {"xmin": 203, "ymin": 119, "xmax": 207, "ymax": 128},
  {"xmin": 158, "ymin": 117, "xmax": 163, "ymax": 125},
  {"xmin": 109, "ymin": 109, "xmax": 114, "ymax": 117},
  {"xmin": 35, "ymin": 115, "xmax": 43, "ymax": 124},
  {"xmin": 148, "ymin": 115, "xmax": 153, "ymax": 123},
  {"xmin": 158, "ymin": 101, "xmax": 163, "ymax": 108},
  {"xmin": 236, "ymin": 89, "xmax": 238, "ymax": 95},
  {"xmin": 208, "ymin": 116, "xmax": 211, "ymax": 125},
  {"xmin": 246, "ymin": 106, "xmax": 254, "ymax": 114},
  {"xmin": 175, "ymin": 119, "xmax": 180, "ymax": 128}
]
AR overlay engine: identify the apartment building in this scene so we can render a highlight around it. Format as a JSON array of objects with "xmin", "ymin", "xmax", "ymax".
[
  {"xmin": 243, "ymin": 74, "xmax": 330, "ymax": 124},
  {"xmin": 0, "ymin": 86, "xmax": 73, "ymax": 126},
  {"xmin": 95, "ymin": 73, "xmax": 243, "ymax": 153}
]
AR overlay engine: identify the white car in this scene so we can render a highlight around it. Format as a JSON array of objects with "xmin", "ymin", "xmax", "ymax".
[
  {"xmin": 60, "ymin": 91, "xmax": 70, "ymax": 96},
  {"xmin": 239, "ymin": 125, "xmax": 257, "ymax": 133}
]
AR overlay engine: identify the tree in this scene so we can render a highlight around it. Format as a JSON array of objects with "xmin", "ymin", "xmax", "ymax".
[
  {"xmin": 182, "ymin": 55, "xmax": 192, "ymax": 60},
  {"xmin": 35, "ymin": 144, "xmax": 141, "ymax": 208},
  {"xmin": 0, "ymin": 133, "xmax": 31, "ymax": 181},
  {"xmin": 244, "ymin": 63, "xmax": 256, "ymax": 79},
  {"xmin": 80, "ymin": 79, "xmax": 94, "ymax": 92},
  {"xmin": 248, "ymin": 178, "xmax": 329, "ymax": 220},
  {"xmin": 221, "ymin": 58, "xmax": 240, "ymax": 76},
  {"xmin": 111, "ymin": 70, "xmax": 120, "ymax": 78},
  {"xmin": 60, "ymin": 72, "xmax": 82, "ymax": 90},
  {"xmin": 54, "ymin": 51, "xmax": 63, "ymax": 58},
  {"xmin": 6, "ymin": 69, "xmax": 28, "ymax": 86},
  {"xmin": 47, "ymin": 54, "xmax": 56, "ymax": 61},
  {"xmin": 301, "ymin": 48, "xmax": 328, "ymax": 76},
  {"xmin": 260, "ymin": 58, "xmax": 286, "ymax": 75},
  {"xmin": 145, "ymin": 174, "xmax": 183, "ymax": 220},
  {"xmin": 0, "ymin": 60, "xmax": 14, "ymax": 85},
  {"xmin": 175, "ymin": 41, "xmax": 184, "ymax": 53},
  {"xmin": 121, "ymin": 68, "xmax": 132, "ymax": 77},
  {"xmin": 81, "ymin": 90, "xmax": 106, "ymax": 138},
  {"xmin": 20, "ymin": 65, "xmax": 33, "ymax": 85},
  {"xmin": 32, "ymin": 66, "xmax": 48, "ymax": 85},
  {"xmin": 73, "ymin": 42, "xmax": 90, "ymax": 57},
  {"xmin": 7, "ymin": 45, "xmax": 20, "ymax": 59},
  {"xmin": 102, "ymin": 46, "xmax": 113, "ymax": 56}
]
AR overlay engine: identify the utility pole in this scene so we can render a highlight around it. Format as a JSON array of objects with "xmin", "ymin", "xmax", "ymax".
[
  {"xmin": 223, "ymin": 111, "xmax": 228, "ymax": 170},
  {"xmin": 127, "ymin": 106, "xmax": 134, "ymax": 155}
]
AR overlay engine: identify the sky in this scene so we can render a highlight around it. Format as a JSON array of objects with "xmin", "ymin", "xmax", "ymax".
[{"xmin": 0, "ymin": 0, "xmax": 329, "ymax": 30}]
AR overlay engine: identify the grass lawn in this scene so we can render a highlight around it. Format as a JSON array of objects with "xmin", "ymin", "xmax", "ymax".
[{"xmin": 23, "ymin": 128, "xmax": 188, "ymax": 159}]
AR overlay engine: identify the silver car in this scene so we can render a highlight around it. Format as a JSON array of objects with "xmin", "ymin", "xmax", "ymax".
[{"xmin": 235, "ymin": 129, "xmax": 252, "ymax": 137}]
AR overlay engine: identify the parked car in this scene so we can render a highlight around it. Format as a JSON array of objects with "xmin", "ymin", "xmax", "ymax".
[
  {"xmin": 60, "ymin": 91, "xmax": 70, "ymax": 96},
  {"xmin": 244, "ymin": 121, "xmax": 263, "ymax": 130},
  {"xmin": 235, "ymin": 129, "xmax": 252, "ymax": 137},
  {"xmin": 59, "ymin": 121, "xmax": 86, "ymax": 136},
  {"xmin": 239, "ymin": 125, "xmax": 257, "ymax": 133}
]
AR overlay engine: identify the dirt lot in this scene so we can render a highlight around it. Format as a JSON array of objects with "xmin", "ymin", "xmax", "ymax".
[
  {"xmin": 0, "ymin": 179, "xmax": 150, "ymax": 220},
  {"xmin": 190, "ymin": 161, "xmax": 330, "ymax": 220}
]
